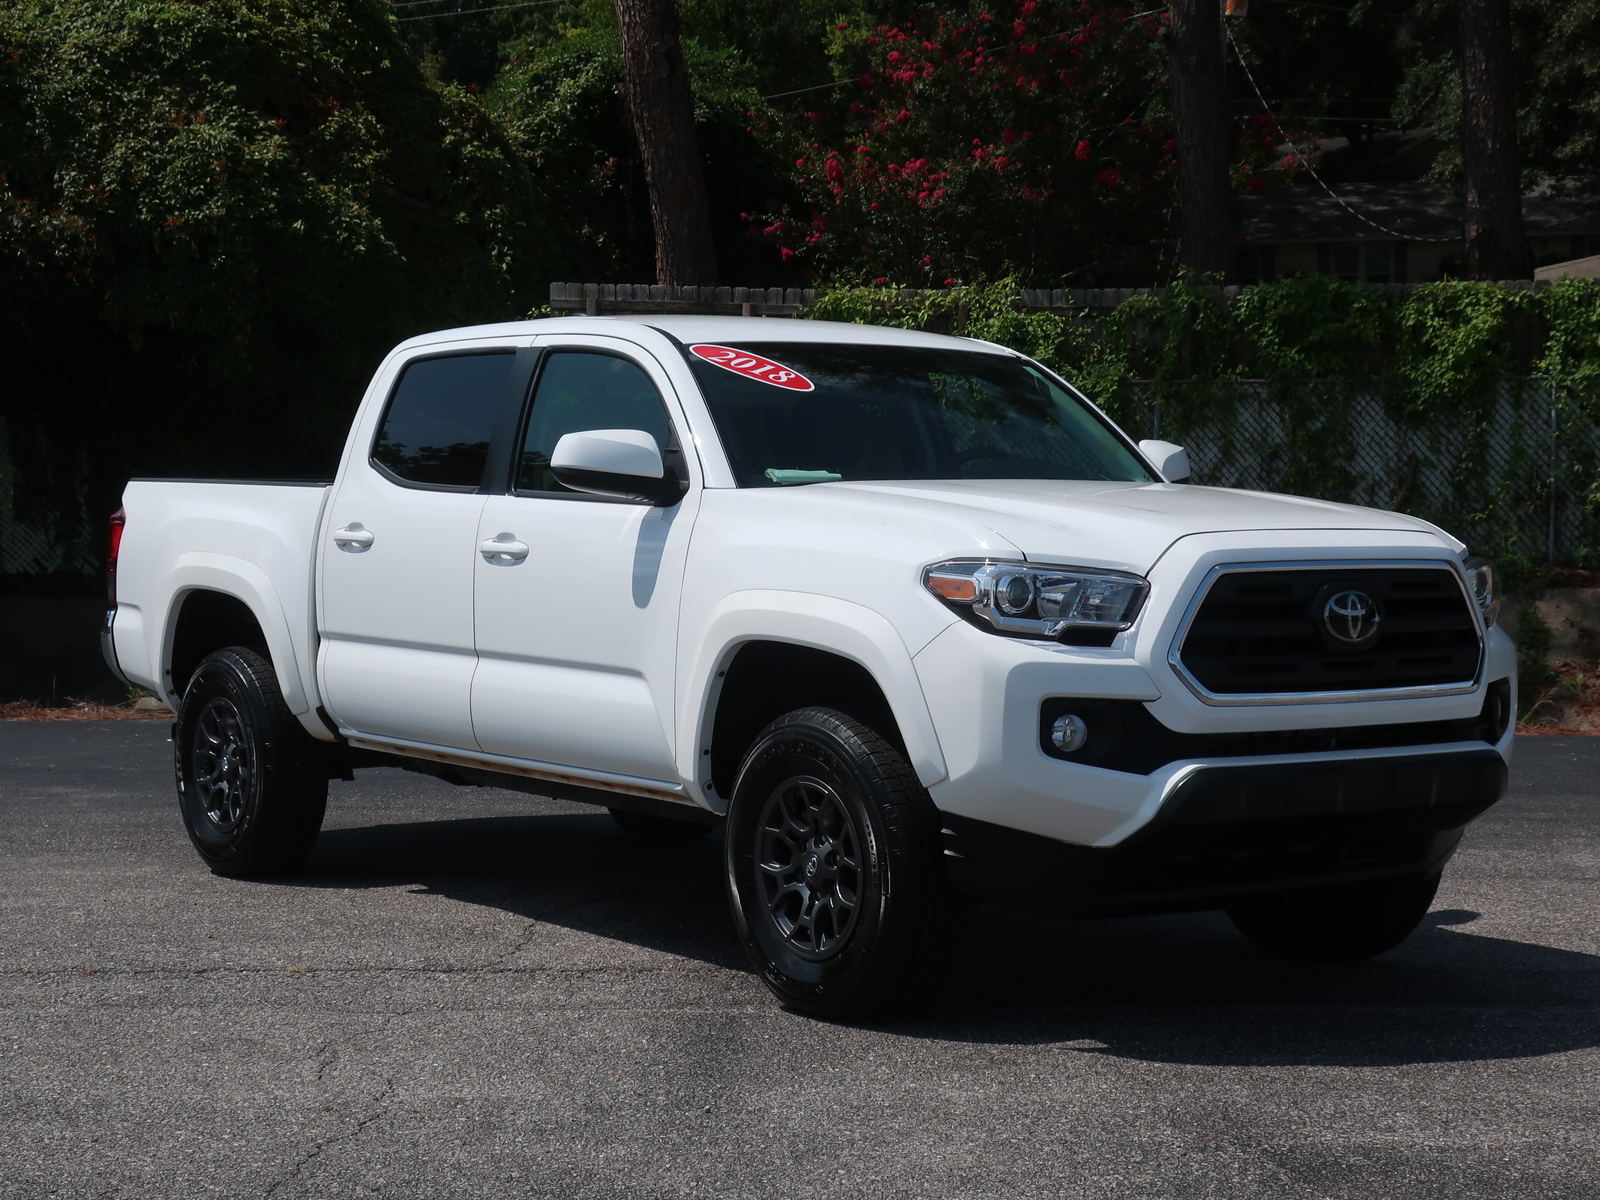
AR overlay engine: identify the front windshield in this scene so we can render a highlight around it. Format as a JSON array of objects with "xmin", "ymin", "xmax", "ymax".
[{"xmin": 681, "ymin": 342, "xmax": 1154, "ymax": 487}]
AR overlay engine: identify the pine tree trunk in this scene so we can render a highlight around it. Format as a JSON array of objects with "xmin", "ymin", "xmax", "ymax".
[
  {"xmin": 1168, "ymin": 0, "xmax": 1234, "ymax": 277},
  {"xmin": 614, "ymin": 0, "xmax": 718, "ymax": 286},
  {"xmin": 1457, "ymin": 0, "xmax": 1531, "ymax": 280}
]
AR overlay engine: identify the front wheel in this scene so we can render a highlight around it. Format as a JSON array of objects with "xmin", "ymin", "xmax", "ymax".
[
  {"xmin": 725, "ymin": 707, "xmax": 949, "ymax": 1019},
  {"xmin": 175, "ymin": 647, "xmax": 327, "ymax": 877},
  {"xmin": 1226, "ymin": 872, "xmax": 1442, "ymax": 962}
]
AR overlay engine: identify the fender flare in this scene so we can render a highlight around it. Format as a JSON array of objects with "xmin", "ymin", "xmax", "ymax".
[
  {"xmin": 681, "ymin": 590, "xmax": 950, "ymax": 810},
  {"xmin": 157, "ymin": 553, "xmax": 313, "ymax": 717}
]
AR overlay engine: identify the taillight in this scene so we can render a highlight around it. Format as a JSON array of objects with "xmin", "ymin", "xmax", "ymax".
[{"xmin": 107, "ymin": 506, "xmax": 126, "ymax": 609}]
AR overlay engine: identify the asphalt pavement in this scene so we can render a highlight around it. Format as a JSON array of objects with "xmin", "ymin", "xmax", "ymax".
[{"xmin": 2, "ymin": 720, "xmax": 1597, "ymax": 1199}]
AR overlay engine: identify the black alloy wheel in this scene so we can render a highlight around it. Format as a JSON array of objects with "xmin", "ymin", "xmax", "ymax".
[
  {"xmin": 753, "ymin": 775, "xmax": 864, "ymax": 959},
  {"xmin": 175, "ymin": 647, "xmax": 328, "ymax": 877},
  {"xmin": 725, "ymin": 706, "xmax": 948, "ymax": 1018},
  {"xmin": 191, "ymin": 695, "xmax": 254, "ymax": 832}
]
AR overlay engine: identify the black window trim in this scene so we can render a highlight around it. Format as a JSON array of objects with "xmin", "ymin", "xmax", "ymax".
[
  {"xmin": 368, "ymin": 346, "xmax": 537, "ymax": 494},
  {"xmin": 504, "ymin": 343, "xmax": 688, "ymax": 506}
]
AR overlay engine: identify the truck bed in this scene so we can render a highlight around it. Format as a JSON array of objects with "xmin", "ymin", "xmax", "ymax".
[{"xmin": 109, "ymin": 480, "xmax": 332, "ymax": 722}]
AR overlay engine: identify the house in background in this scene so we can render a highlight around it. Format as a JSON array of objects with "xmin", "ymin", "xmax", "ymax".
[{"xmin": 1236, "ymin": 130, "xmax": 1600, "ymax": 283}]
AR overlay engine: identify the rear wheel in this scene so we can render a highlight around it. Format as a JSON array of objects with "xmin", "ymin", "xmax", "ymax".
[
  {"xmin": 1226, "ymin": 872, "xmax": 1441, "ymax": 962},
  {"xmin": 725, "ymin": 707, "xmax": 949, "ymax": 1018},
  {"xmin": 174, "ymin": 647, "xmax": 327, "ymax": 877}
]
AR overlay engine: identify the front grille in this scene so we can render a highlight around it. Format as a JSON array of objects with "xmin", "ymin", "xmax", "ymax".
[{"xmin": 1175, "ymin": 564, "xmax": 1481, "ymax": 697}]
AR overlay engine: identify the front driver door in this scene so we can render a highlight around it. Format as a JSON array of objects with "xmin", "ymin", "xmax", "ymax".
[{"xmin": 471, "ymin": 340, "xmax": 699, "ymax": 783}]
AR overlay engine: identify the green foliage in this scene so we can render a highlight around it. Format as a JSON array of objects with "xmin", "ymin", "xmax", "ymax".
[
  {"xmin": 1513, "ymin": 603, "xmax": 1558, "ymax": 715},
  {"xmin": 1394, "ymin": 0, "xmax": 1600, "ymax": 189},
  {"xmin": 0, "ymin": 0, "xmax": 561, "ymax": 555},
  {"xmin": 754, "ymin": 0, "xmax": 1180, "ymax": 286},
  {"xmin": 489, "ymin": 25, "xmax": 780, "ymax": 281},
  {"xmin": 1389, "ymin": 283, "xmax": 1532, "ymax": 416},
  {"xmin": 803, "ymin": 276, "xmax": 1600, "ymax": 564}
]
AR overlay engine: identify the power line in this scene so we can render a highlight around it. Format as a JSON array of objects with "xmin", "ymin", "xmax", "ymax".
[
  {"xmin": 763, "ymin": 80, "xmax": 855, "ymax": 100},
  {"xmin": 1226, "ymin": 23, "xmax": 1457, "ymax": 243},
  {"xmin": 396, "ymin": 0, "xmax": 568, "ymax": 21}
]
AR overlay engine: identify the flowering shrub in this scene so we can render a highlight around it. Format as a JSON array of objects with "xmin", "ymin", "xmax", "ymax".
[
  {"xmin": 754, "ymin": 0, "xmax": 1298, "ymax": 286},
  {"xmin": 753, "ymin": 0, "xmax": 1172, "ymax": 284}
]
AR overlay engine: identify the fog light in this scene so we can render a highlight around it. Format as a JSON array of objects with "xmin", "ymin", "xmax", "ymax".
[{"xmin": 1050, "ymin": 713, "xmax": 1088, "ymax": 753}]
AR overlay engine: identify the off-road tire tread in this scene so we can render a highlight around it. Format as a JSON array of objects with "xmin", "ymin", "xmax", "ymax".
[
  {"xmin": 728, "ymin": 705, "xmax": 949, "ymax": 1019},
  {"xmin": 176, "ymin": 647, "xmax": 327, "ymax": 878}
]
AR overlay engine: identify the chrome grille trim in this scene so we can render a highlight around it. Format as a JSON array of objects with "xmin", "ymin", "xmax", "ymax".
[{"xmin": 1167, "ymin": 559, "xmax": 1486, "ymax": 707}]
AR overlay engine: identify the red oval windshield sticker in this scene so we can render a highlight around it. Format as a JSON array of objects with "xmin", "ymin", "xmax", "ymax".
[{"xmin": 689, "ymin": 344, "xmax": 815, "ymax": 391}]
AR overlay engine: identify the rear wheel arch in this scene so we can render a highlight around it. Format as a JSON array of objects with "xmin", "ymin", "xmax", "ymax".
[{"xmin": 168, "ymin": 589, "xmax": 272, "ymax": 698}]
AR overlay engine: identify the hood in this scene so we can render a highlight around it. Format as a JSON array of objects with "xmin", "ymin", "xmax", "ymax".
[{"xmin": 824, "ymin": 479, "xmax": 1448, "ymax": 573}]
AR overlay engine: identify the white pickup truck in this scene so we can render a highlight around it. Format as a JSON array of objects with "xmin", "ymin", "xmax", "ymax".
[{"xmin": 105, "ymin": 316, "xmax": 1514, "ymax": 1016}]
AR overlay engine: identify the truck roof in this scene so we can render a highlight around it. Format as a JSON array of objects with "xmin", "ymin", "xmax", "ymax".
[{"xmin": 391, "ymin": 315, "xmax": 1014, "ymax": 355}]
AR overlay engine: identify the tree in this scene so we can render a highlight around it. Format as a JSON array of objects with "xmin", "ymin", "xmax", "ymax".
[
  {"xmin": 0, "ymin": 0, "xmax": 563, "ymax": 562},
  {"xmin": 613, "ymin": 0, "xmax": 718, "ymax": 284},
  {"xmin": 1168, "ymin": 0, "xmax": 1233, "ymax": 275},
  {"xmin": 1457, "ymin": 0, "xmax": 1532, "ymax": 278}
]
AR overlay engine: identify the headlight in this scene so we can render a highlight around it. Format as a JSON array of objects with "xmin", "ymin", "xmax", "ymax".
[
  {"xmin": 923, "ymin": 559, "xmax": 1149, "ymax": 640},
  {"xmin": 1464, "ymin": 556, "xmax": 1499, "ymax": 628}
]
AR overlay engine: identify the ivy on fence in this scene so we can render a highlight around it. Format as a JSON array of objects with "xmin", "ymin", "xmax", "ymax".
[{"xmin": 807, "ymin": 275, "xmax": 1600, "ymax": 569}]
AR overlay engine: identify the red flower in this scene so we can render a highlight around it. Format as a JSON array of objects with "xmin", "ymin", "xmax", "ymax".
[
  {"xmin": 1075, "ymin": 139, "xmax": 1091, "ymax": 160},
  {"xmin": 780, "ymin": 247, "xmax": 797, "ymax": 261},
  {"xmin": 1002, "ymin": 128, "xmax": 1018, "ymax": 145}
]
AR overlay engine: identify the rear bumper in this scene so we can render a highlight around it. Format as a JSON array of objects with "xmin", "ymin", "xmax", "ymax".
[
  {"xmin": 942, "ymin": 748, "xmax": 1507, "ymax": 915},
  {"xmin": 100, "ymin": 607, "xmax": 132, "ymax": 688}
]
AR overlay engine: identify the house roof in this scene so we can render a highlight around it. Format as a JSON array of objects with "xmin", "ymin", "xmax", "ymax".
[{"xmin": 1240, "ymin": 182, "xmax": 1600, "ymax": 244}]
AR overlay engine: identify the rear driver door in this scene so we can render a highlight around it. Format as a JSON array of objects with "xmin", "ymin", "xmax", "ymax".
[{"xmin": 319, "ymin": 345, "xmax": 529, "ymax": 750}]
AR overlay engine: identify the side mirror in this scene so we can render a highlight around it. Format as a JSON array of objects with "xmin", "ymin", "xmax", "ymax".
[
  {"xmin": 1138, "ymin": 439, "xmax": 1191, "ymax": 484},
  {"xmin": 550, "ymin": 428, "xmax": 679, "ymax": 504}
]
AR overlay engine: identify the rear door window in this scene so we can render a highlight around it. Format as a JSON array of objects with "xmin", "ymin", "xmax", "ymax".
[{"xmin": 371, "ymin": 351, "xmax": 517, "ymax": 489}]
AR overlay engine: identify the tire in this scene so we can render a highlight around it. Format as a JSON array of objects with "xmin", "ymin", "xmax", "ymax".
[
  {"xmin": 1226, "ymin": 872, "xmax": 1442, "ymax": 962},
  {"xmin": 724, "ymin": 706, "xmax": 948, "ymax": 1019},
  {"xmin": 174, "ymin": 647, "xmax": 328, "ymax": 878},
  {"xmin": 608, "ymin": 806, "xmax": 710, "ymax": 841}
]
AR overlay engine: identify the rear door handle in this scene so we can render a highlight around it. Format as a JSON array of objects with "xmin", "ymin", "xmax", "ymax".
[
  {"xmin": 332, "ymin": 524, "xmax": 375, "ymax": 549},
  {"xmin": 480, "ymin": 534, "xmax": 529, "ymax": 563}
]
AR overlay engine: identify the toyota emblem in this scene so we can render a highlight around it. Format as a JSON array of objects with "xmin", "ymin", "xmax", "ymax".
[{"xmin": 1323, "ymin": 590, "xmax": 1380, "ymax": 644}]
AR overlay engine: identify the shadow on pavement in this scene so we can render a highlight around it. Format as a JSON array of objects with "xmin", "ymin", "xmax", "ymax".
[{"xmin": 289, "ymin": 809, "xmax": 1600, "ymax": 1069}]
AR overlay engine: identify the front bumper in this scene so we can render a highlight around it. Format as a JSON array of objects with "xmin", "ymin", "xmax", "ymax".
[
  {"xmin": 913, "ymin": 613, "xmax": 1517, "ymax": 849},
  {"xmin": 940, "ymin": 748, "xmax": 1504, "ymax": 915}
]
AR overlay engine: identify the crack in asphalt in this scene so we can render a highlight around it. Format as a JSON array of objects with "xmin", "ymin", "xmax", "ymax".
[{"xmin": 260, "ymin": 1078, "xmax": 396, "ymax": 1200}]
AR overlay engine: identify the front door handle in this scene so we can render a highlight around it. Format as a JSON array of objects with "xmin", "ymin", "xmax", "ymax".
[
  {"xmin": 332, "ymin": 524, "xmax": 375, "ymax": 549},
  {"xmin": 480, "ymin": 534, "xmax": 530, "ymax": 563}
]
